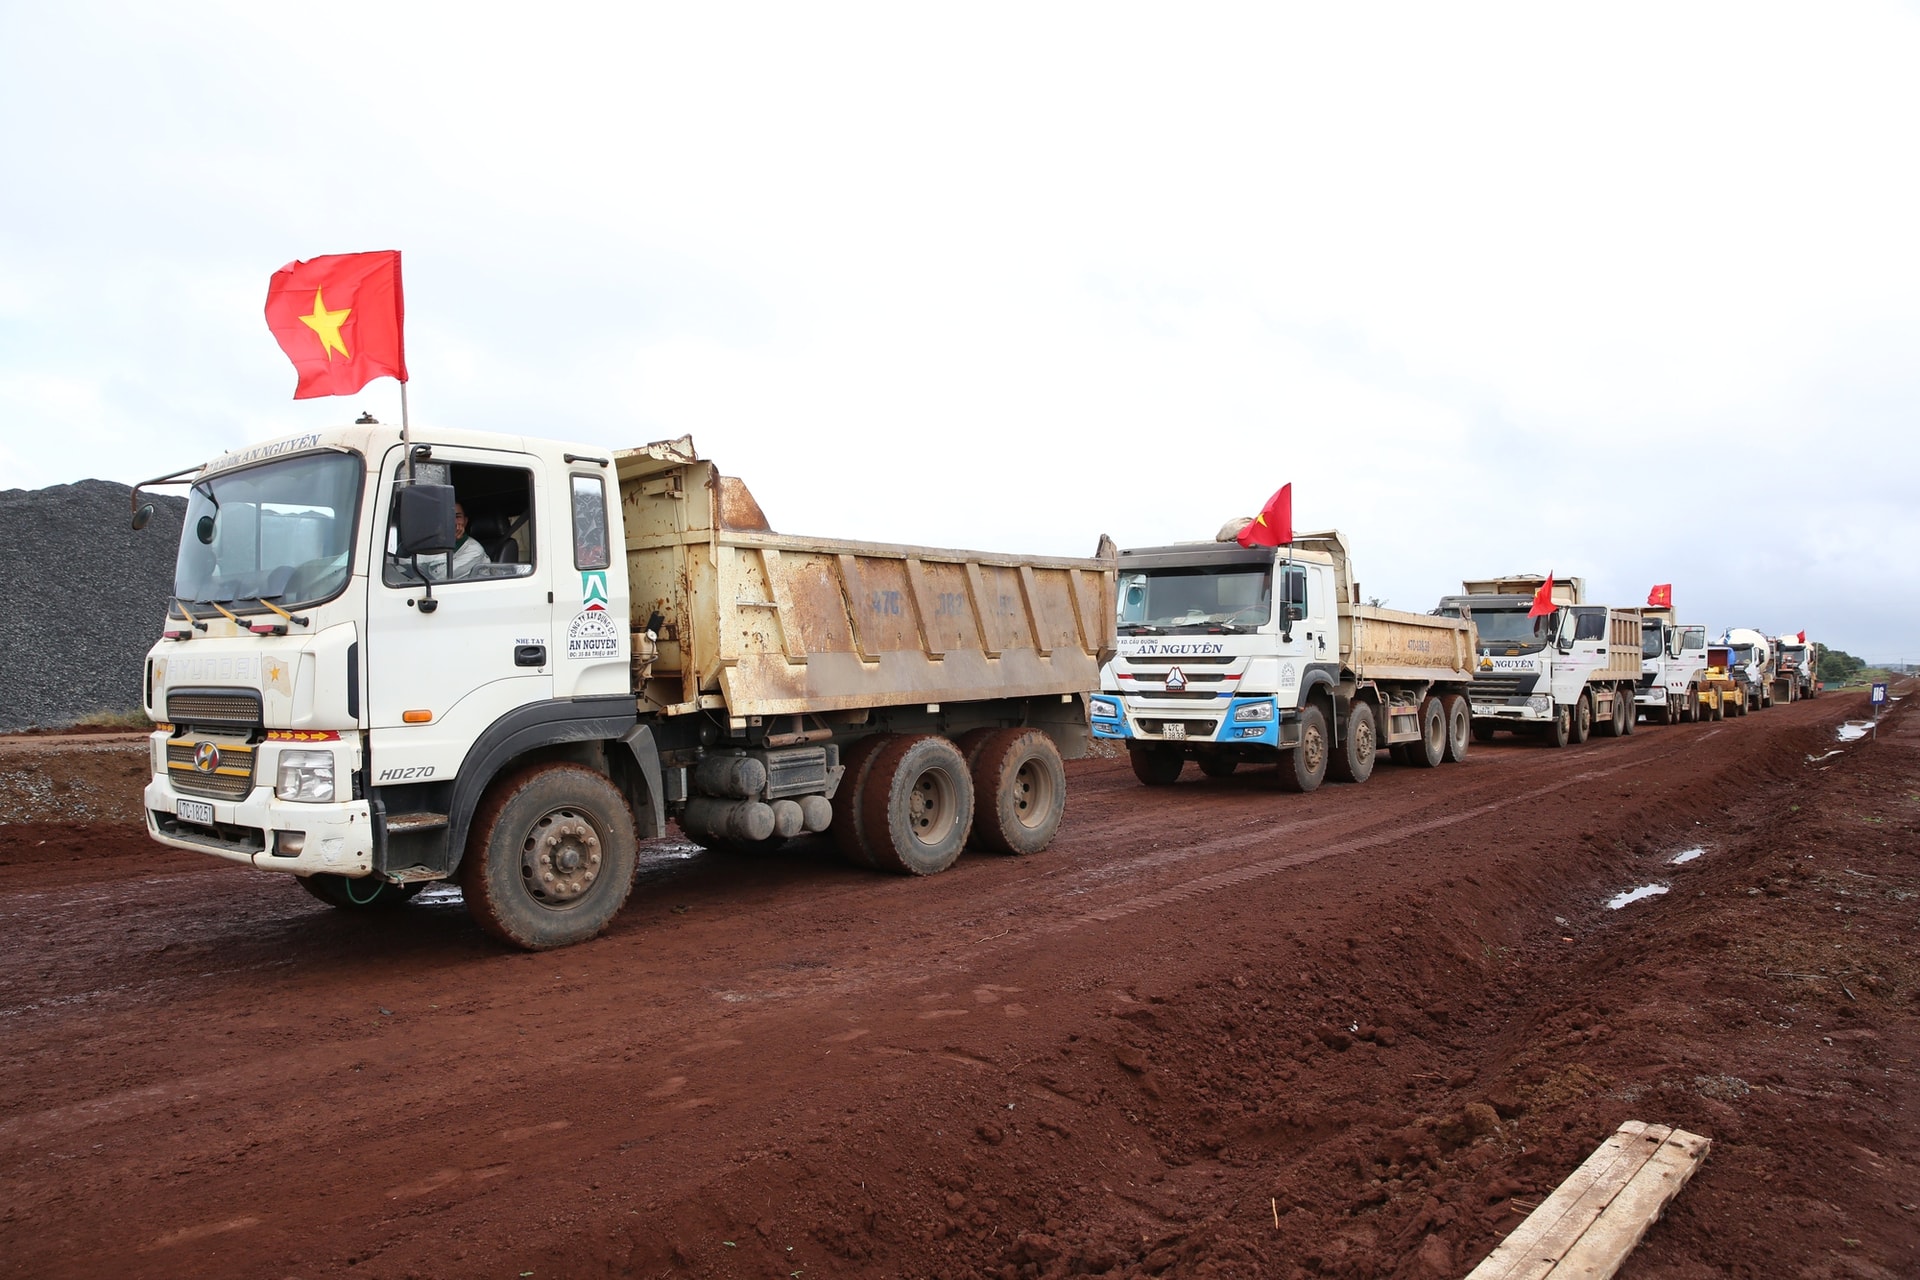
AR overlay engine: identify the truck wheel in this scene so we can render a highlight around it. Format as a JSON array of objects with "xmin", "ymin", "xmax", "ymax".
[
  {"xmin": 1196, "ymin": 754, "xmax": 1239, "ymax": 778},
  {"xmin": 298, "ymin": 873, "xmax": 423, "ymax": 911},
  {"xmin": 1598, "ymin": 690, "xmax": 1624, "ymax": 738},
  {"xmin": 1619, "ymin": 687, "xmax": 1635, "ymax": 735},
  {"xmin": 831, "ymin": 734, "xmax": 896, "ymax": 868},
  {"xmin": 1682, "ymin": 686, "xmax": 1698, "ymax": 722},
  {"xmin": 460, "ymin": 763, "xmax": 640, "ymax": 951},
  {"xmin": 1440, "ymin": 694, "xmax": 1471, "ymax": 763},
  {"xmin": 861, "ymin": 735, "xmax": 974, "ymax": 875},
  {"xmin": 1329, "ymin": 702, "xmax": 1376, "ymax": 784},
  {"xmin": 1548, "ymin": 703, "xmax": 1573, "ymax": 748},
  {"xmin": 1407, "ymin": 697, "xmax": 1445, "ymax": 768},
  {"xmin": 1277, "ymin": 706, "xmax": 1329, "ymax": 793},
  {"xmin": 1129, "ymin": 745, "xmax": 1185, "ymax": 786},
  {"xmin": 1570, "ymin": 694, "xmax": 1592, "ymax": 744},
  {"xmin": 1472, "ymin": 720, "xmax": 1497, "ymax": 744},
  {"xmin": 969, "ymin": 728, "xmax": 1066, "ymax": 855}
]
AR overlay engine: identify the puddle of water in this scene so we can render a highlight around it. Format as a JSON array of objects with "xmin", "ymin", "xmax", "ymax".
[
  {"xmin": 1837, "ymin": 722, "xmax": 1873, "ymax": 742},
  {"xmin": 1606, "ymin": 883, "xmax": 1670, "ymax": 910},
  {"xmin": 1669, "ymin": 848, "xmax": 1702, "ymax": 865}
]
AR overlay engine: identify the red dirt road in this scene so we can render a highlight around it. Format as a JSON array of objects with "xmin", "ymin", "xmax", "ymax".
[{"xmin": 2, "ymin": 693, "xmax": 1916, "ymax": 1279}]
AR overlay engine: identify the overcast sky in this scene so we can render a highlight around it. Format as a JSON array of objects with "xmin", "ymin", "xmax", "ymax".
[{"xmin": 3, "ymin": 3, "xmax": 1916, "ymax": 659}]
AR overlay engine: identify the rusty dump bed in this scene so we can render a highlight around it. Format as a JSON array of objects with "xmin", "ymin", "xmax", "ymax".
[{"xmin": 615, "ymin": 439, "xmax": 1116, "ymax": 720}]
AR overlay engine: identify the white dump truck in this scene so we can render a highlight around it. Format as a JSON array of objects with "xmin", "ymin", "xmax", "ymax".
[
  {"xmin": 1094, "ymin": 529, "xmax": 1477, "ymax": 791},
  {"xmin": 1436, "ymin": 576, "xmax": 1641, "ymax": 748},
  {"xmin": 132, "ymin": 428, "xmax": 1115, "ymax": 949},
  {"xmin": 1637, "ymin": 606, "xmax": 1709, "ymax": 724},
  {"xmin": 1721, "ymin": 628, "xmax": 1777, "ymax": 710},
  {"xmin": 1773, "ymin": 635, "xmax": 1819, "ymax": 702}
]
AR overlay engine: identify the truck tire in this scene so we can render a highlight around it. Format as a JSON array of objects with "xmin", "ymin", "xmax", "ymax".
[
  {"xmin": 1277, "ymin": 706, "xmax": 1329, "ymax": 793},
  {"xmin": 1407, "ymin": 697, "xmax": 1445, "ymax": 768},
  {"xmin": 969, "ymin": 728, "xmax": 1066, "ymax": 855},
  {"xmin": 861, "ymin": 735, "xmax": 974, "ymax": 875},
  {"xmin": 1548, "ymin": 703, "xmax": 1573, "ymax": 748},
  {"xmin": 1440, "ymin": 694, "xmax": 1471, "ymax": 763},
  {"xmin": 1570, "ymin": 693, "xmax": 1593, "ymax": 744},
  {"xmin": 1682, "ymin": 685, "xmax": 1698, "ymax": 722},
  {"xmin": 1129, "ymin": 745, "xmax": 1185, "ymax": 786},
  {"xmin": 1619, "ymin": 686, "xmax": 1635, "ymax": 736},
  {"xmin": 298, "ymin": 873, "xmax": 423, "ymax": 911},
  {"xmin": 1196, "ymin": 754, "xmax": 1239, "ymax": 778},
  {"xmin": 1472, "ymin": 720, "xmax": 1497, "ymax": 744},
  {"xmin": 831, "ymin": 734, "xmax": 896, "ymax": 867},
  {"xmin": 460, "ymin": 763, "xmax": 640, "ymax": 951},
  {"xmin": 1598, "ymin": 689, "xmax": 1626, "ymax": 738},
  {"xmin": 1329, "ymin": 702, "xmax": 1376, "ymax": 784}
]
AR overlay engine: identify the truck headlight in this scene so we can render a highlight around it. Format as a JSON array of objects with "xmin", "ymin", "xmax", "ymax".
[
  {"xmin": 1233, "ymin": 701, "xmax": 1274, "ymax": 723},
  {"xmin": 276, "ymin": 750, "xmax": 336, "ymax": 803},
  {"xmin": 1528, "ymin": 693, "xmax": 1553, "ymax": 713},
  {"xmin": 1090, "ymin": 697, "xmax": 1119, "ymax": 719}
]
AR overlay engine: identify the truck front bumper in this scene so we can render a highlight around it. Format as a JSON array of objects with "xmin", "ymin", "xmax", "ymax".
[
  {"xmin": 1093, "ymin": 695, "xmax": 1300, "ymax": 748},
  {"xmin": 1470, "ymin": 692, "xmax": 1553, "ymax": 723},
  {"xmin": 144, "ymin": 775, "xmax": 375, "ymax": 876}
]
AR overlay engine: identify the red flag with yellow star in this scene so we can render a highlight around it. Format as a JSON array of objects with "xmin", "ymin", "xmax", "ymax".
[{"xmin": 264, "ymin": 251, "xmax": 407, "ymax": 399}]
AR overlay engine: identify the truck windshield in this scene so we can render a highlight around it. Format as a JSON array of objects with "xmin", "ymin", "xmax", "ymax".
[
  {"xmin": 1728, "ymin": 644, "xmax": 1755, "ymax": 662},
  {"xmin": 1118, "ymin": 566, "xmax": 1272, "ymax": 632},
  {"xmin": 174, "ymin": 452, "xmax": 363, "ymax": 610},
  {"xmin": 1642, "ymin": 624, "xmax": 1665, "ymax": 659},
  {"xmin": 1463, "ymin": 607, "xmax": 1555, "ymax": 649}
]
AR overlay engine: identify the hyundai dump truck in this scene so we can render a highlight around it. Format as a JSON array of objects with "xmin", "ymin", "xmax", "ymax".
[
  {"xmin": 1092, "ymin": 529, "xmax": 1477, "ymax": 792},
  {"xmin": 1437, "ymin": 576, "xmax": 1641, "ymax": 748},
  {"xmin": 131, "ymin": 428, "xmax": 1116, "ymax": 950},
  {"xmin": 1773, "ymin": 636, "xmax": 1819, "ymax": 702},
  {"xmin": 1696, "ymin": 645, "xmax": 1749, "ymax": 720},
  {"xmin": 1637, "ymin": 606, "xmax": 1709, "ymax": 724},
  {"xmin": 1722, "ymin": 628, "xmax": 1777, "ymax": 710}
]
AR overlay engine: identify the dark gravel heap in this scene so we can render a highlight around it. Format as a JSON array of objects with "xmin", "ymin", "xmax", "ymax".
[{"xmin": 0, "ymin": 480, "xmax": 186, "ymax": 731}]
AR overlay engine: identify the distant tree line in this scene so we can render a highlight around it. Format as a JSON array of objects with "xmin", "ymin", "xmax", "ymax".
[{"xmin": 1814, "ymin": 642, "xmax": 1869, "ymax": 685}]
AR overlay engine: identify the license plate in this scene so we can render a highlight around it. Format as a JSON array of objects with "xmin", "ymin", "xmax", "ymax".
[
  {"xmin": 1163, "ymin": 722, "xmax": 1187, "ymax": 740},
  {"xmin": 177, "ymin": 798, "xmax": 215, "ymax": 826}
]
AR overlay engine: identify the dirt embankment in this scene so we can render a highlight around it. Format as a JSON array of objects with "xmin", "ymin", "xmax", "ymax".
[{"xmin": 0, "ymin": 692, "xmax": 1915, "ymax": 1279}]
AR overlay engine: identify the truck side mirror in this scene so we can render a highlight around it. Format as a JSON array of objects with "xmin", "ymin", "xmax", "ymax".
[{"xmin": 395, "ymin": 483, "xmax": 458, "ymax": 556}]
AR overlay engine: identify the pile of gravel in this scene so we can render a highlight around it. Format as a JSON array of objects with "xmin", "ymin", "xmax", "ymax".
[{"xmin": 0, "ymin": 480, "xmax": 186, "ymax": 731}]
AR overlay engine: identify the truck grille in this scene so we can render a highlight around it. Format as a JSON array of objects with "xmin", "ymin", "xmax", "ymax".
[
  {"xmin": 167, "ymin": 689, "xmax": 264, "ymax": 727},
  {"xmin": 167, "ymin": 739, "xmax": 258, "ymax": 801},
  {"xmin": 1469, "ymin": 672, "xmax": 1539, "ymax": 701},
  {"xmin": 1138, "ymin": 718, "xmax": 1219, "ymax": 737}
]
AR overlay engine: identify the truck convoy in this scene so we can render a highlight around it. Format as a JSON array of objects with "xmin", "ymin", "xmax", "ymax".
[
  {"xmin": 1773, "ymin": 635, "xmax": 1820, "ymax": 703},
  {"xmin": 132, "ymin": 427, "xmax": 1116, "ymax": 949},
  {"xmin": 1637, "ymin": 606, "xmax": 1709, "ymax": 724},
  {"xmin": 1721, "ymin": 628, "xmax": 1777, "ymax": 710},
  {"xmin": 1437, "ymin": 576, "xmax": 1641, "ymax": 748},
  {"xmin": 1093, "ymin": 529, "xmax": 1478, "ymax": 790}
]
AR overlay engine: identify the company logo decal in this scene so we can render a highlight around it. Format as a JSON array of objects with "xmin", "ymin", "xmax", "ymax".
[
  {"xmin": 193, "ymin": 742, "xmax": 221, "ymax": 772},
  {"xmin": 566, "ymin": 609, "xmax": 620, "ymax": 661},
  {"xmin": 1164, "ymin": 666, "xmax": 1187, "ymax": 691},
  {"xmin": 1280, "ymin": 662, "xmax": 1297, "ymax": 689},
  {"xmin": 1479, "ymin": 655, "xmax": 1494, "ymax": 671},
  {"xmin": 581, "ymin": 570, "xmax": 609, "ymax": 610}
]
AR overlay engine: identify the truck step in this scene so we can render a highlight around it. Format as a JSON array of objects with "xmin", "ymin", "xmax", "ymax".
[{"xmin": 384, "ymin": 812, "xmax": 450, "ymax": 835}]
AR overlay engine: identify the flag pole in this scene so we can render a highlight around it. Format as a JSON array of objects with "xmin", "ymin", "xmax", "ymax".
[{"xmin": 400, "ymin": 379, "xmax": 413, "ymax": 481}]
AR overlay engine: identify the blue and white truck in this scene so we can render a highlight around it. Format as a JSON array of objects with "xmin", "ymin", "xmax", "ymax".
[{"xmin": 1092, "ymin": 529, "xmax": 1478, "ymax": 792}]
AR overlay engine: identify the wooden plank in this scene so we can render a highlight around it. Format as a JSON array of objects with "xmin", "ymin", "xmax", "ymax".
[
  {"xmin": 1467, "ymin": 1121, "xmax": 1666, "ymax": 1280},
  {"xmin": 1553, "ymin": 1128, "xmax": 1712, "ymax": 1278},
  {"xmin": 1466, "ymin": 1122, "xmax": 1709, "ymax": 1280}
]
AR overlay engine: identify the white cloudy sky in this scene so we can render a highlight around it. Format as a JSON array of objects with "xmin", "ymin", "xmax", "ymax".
[{"xmin": 3, "ymin": 3, "xmax": 1917, "ymax": 658}]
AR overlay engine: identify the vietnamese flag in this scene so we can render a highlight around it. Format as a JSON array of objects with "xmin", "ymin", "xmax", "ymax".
[
  {"xmin": 264, "ymin": 251, "xmax": 407, "ymax": 399},
  {"xmin": 1797, "ymin": 630, "xmax": 1807, "ymax": 643},
  {"xmin": 1235, "ymin": 483, "xmax": 1292, "ymax": 548},
  {"xmin": 1528, "ymin": 573, "xmax": 1557, "ymax": 618},
  {"xmin": 1647, "ymin": 583, "xmax": 1672, "ymax": 608}
]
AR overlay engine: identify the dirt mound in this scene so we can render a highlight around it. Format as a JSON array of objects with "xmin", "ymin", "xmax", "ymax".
[{"xmin": 0, "ymin": 479, "xmax": 184, "ymax": 731}]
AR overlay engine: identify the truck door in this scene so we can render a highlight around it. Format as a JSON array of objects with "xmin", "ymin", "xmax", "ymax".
[
  {"xmin": 364, "ymin": 445, "xmax": 554, "ymax": 785},
  {"xmin": 1561, "ymin": 607, "xmax": 1612, "ymax": 684}
]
